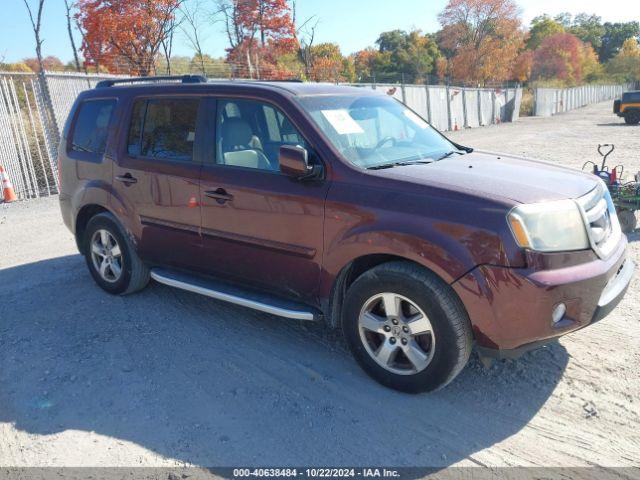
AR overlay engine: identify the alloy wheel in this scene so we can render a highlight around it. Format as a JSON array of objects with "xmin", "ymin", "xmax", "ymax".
[
  {"xmin": 90, "ymin": 229, "xmax": 123, "ymax": 283},
  {"xmin": 358, "ymin": 292, "xmax": 436, "ymax": 375}
]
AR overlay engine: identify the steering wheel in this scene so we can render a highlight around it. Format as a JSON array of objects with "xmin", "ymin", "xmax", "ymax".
[{"xmin": 375, "ymin": 136, "xmax": 396, "ymax": 149}]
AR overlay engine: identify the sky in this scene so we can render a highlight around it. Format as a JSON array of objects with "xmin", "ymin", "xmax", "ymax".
[{"xmin": 2, "ymin": 0, "xmax": 640, "ymax": 64}]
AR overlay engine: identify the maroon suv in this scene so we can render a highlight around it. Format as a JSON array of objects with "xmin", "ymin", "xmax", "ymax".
[{"xmin": 58, "ymin": 76, "xmax": 634, "ymax": 392}]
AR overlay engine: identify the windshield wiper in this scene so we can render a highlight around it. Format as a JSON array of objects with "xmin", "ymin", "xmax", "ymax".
[
  {"xmin": 367, "ymin": 160, "xmax": 434, "ymax": 170},
  {"xmin": 437, "ymin": 150, "xmax": 466, "ymax": 161}
]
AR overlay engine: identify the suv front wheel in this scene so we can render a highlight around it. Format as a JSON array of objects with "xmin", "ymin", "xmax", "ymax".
[
  {"xmin": 83, "ymin": 212, "xmax": 150, "ymax": 295},
  {"xmin": 342, "ymin": 262, "xmax": 473, "ymax": 393}
]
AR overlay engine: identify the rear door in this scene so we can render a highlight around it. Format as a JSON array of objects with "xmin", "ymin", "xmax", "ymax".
[
  {"xmin": 198, "ymin": 97, "xmax": 329, "ymax": 303},
  {"xmin": 111, "ymin": 95, "xmax": 205, "ymax": 270}
]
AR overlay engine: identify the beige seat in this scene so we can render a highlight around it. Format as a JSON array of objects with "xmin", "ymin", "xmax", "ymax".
[{"xmin": 220, "ymin": 118, "xmax": 272, "ymax": 170}]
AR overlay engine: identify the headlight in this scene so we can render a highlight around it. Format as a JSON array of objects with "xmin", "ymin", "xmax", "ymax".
[{"xmin": 508, "ymin": 199, "xmax": 589, "ymax": 252}]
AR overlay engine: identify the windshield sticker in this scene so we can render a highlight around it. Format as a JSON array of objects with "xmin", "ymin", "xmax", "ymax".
[
  {"xmin": 321, "ymin": 109, "xmax": 364, "ymax": 135},
  {"xmin": 404, "ymin": 110, "xmax": 429, "ymax": 129}
]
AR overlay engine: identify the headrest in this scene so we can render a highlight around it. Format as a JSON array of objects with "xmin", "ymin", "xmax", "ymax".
[{"xmin": 221, "ymin": 118, "xmax": 253, "ymax": 150}]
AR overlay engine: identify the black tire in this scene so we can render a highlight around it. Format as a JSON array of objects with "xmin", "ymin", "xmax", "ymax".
[
  {"xmin": 624, "ymin": 111, "xmax": 640, "ymax": 125},
  {"xmin": 618, "ymin": 209, "xmax": 637, "ymax": 233},
  {"xmin": 341, "ymin": 261, "xmax": 473, "ymax": 393},
  {"xmin": 83, "ymin": 212, "xmax": 150, "ymax": 295}
]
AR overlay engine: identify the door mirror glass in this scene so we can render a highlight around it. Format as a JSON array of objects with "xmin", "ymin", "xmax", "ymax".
[{"xmin": 279, "ymin": 145, "xmax": 312, "ymax": 178}]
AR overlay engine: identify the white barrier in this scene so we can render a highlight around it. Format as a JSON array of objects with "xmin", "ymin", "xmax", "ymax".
[
  {"xmin": 352, "ymin": 83, "xmax": 522, "ymax": 132},
  {"xmin": 534, "ymin": 84, "xmax": 634, "ymax": 117}
]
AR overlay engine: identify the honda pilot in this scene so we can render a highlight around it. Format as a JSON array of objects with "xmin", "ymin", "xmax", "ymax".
[{"xmin": 58, "ymin": 76, "xmax": 634, "ymax": 392}]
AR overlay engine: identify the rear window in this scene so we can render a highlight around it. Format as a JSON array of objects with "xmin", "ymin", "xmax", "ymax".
[
  {"xmin": 623, "ymin": 92, "xmax": 640, "ymax": 102},
  {"xmin": 127, "ymin": 98, "xmax": 199, "ymax": 161},
  {"xmin": 70, "ymin": 99, "xmax": 116, "ymax": 155}
]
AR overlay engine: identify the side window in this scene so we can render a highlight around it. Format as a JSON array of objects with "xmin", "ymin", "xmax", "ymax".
[
  {"xmin": 127, "ymin": 98, "xmax": 199, "ymax": 161},
  {"xmin": 70, "ymin": 99, "xmax": 116, "ymax": 156},
  {"xmin": 127, "ymin": 100, "xmax": 146, "ymax": 156},
  {"xmin": 216, "ymin": 99, "xmax": 307, "ymax": 172}
]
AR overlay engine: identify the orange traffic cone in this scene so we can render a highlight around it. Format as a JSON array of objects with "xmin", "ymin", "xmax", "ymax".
[{"xmin": 0, "ymin": 165, "xmax": 18, "ymax": 203}]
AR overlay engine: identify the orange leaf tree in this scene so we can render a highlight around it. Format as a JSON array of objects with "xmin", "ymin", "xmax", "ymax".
[
  {"xmin": 23, "ymin": 56, "xmax": 66, "ymax": 72},
  {"xmin": 308, "ymin": 43, "xmax": 351, "ymax": 82},
  {"xmin": 76, "ymin": 0, "xmax": 182, "ymax": 76},
  {"xmin": 352, "ymin": 47, "xmax": 378, "ymax": 82},
  {"xmin": 220, "ymin": 0, "xmax": 298, "ymax": 79},
  {"xmin": 532, "ymin": 33, "xmax": 585, "ymax": 85},
  {"xmin": 437, "ymin": 0, "xmax": 525, "ymax": 84}
]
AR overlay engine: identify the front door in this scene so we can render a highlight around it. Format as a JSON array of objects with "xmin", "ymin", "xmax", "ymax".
[
  {"xmin": 199, "ymin": 97, "xmax": 328, "ymax": 303},
  {"xmin": 111, "ymin": 96, "xmax": 205, "ymax": 269}
]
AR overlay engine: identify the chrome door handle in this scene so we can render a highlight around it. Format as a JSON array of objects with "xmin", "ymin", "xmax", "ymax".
[
  {"xmin": 115, "ymin": 174, "xmax": 138, "ymax": 185},
  {"xmin": 205, "ymin": 188, "xmax": 233, "ymax": 204}
]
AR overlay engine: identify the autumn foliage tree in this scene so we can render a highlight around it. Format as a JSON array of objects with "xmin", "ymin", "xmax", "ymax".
[
  {"xmin": 76, "ymin": 0, "xmax": 182, "ymax": 75},
  {"xmin": 511, "ymin": 50, "xmax": 533, "ymax": 82},
  {"xmin": 220, "ymin": 0, "xmax": 298, "ymax": 79},
  {"xmin": 606, "ymin": 38, "xmax": 640, "ymax": 82},
  {"xmin": 531, "ymin": 33, "xmax": 590, "ymax": 85},
  {"xmin": 306, "ymin": 43, "xmax": 354, "ymax": 82},
  {"xmin": 352, "ymin": 48, "xmax": 378, "ymax": 82},
  {"xmin": 23, "ymin": 56, "xmax": 66, "ymax": 72},
  {"xmin": 437, "ymin": 0, "xmax": 525, "ymax": 84}
]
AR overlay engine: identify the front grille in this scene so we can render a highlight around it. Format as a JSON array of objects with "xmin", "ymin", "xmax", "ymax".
[{"xmin": 576, "ymin": 182, "xmax": 621, "ymax": 259}]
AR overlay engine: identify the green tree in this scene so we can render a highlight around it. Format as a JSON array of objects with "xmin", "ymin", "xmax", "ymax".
[
  {"xmin": 568, "ymin": 13, "xmax": 605, "ymax": 51},
  {"xmin": 341, "ymin": 57, "xmax": 356, "ymax": 83},
  {"xmin": 606, "ymin": 38, "xmax": 640, "ymax": 82},
  {"xmin": 553, "ymin": 12, "xmax": 572, "ymax": 28},
  {"xmin": 599, "ymin": 22, "xmax": 640, "ymax": 62},
  {"xmin": 527, "ymin": 15, "xmax": 564, "ymax": 50},
  {"xmin": 373, "ymin": 29, "xmax": 440, "ymax": 83}
]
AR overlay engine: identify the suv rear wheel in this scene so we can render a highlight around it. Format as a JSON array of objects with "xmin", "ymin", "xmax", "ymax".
[
  {"xmin": 83, "ymin": 212, "xmax": 150, "ymax": 295},
  {"xmin": 342, "ymin": 261, "xmax": 472, "ymax": 393},
  {"xmin": 624, "ymin": 111, "xmax": 640, "ymax": 125}
]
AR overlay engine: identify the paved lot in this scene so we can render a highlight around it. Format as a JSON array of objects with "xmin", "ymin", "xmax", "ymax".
[{"xmin": 1, "ymin": 101, "xmax": 639, "ymax": 468}]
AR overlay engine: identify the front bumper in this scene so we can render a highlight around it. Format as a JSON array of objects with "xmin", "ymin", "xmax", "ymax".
[
  {"xmin": 592, "ymin": 255, "xmax": 635, "ymax": 321},
  {"xmin": 453, "ymin": 237, "xmax": 634, "ymax": 356}
]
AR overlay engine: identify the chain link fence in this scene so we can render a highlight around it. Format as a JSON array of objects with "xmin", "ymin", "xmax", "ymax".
[
  {"xmin": 0, "ymin": 72, "xmax": 130, "ymax": 200},
  {"xmin": 0, "ymin": 72, "xmax": 59, "ymax": 200}
]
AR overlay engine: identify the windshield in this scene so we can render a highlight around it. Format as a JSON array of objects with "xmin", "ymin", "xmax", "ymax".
[{"xmin": 297, "ymin": 94, "xmax": 457, "ymax": 169}]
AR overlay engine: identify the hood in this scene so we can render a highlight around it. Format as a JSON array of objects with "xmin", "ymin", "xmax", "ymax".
[{"xmin": 373, "ymin": 151, "xmax": 599, "ymax": 204}]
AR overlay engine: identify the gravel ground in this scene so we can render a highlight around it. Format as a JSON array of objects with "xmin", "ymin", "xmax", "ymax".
[{"xmin": 0, "ymin": 101, "xmax": 639, "ymax": 469}]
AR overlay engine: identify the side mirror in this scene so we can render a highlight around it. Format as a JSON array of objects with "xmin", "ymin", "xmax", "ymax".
[{"xmin": 279, "ymin": 145, "xmax": 317, "ymax": 179}]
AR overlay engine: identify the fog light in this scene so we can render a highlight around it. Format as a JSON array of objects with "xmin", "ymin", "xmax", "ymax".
[{"xmin": 552, "ymin": 303, "xmax": 567, "ymax": 325}]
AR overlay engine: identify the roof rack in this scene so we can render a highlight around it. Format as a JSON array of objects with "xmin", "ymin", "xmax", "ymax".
[
  {"xmin": 261, "ymin": 79, "xmax": 304, "ymax": 83},
  {"xmin": 95, "ymin": 75, "xmax": 207, "ymax": 89}
]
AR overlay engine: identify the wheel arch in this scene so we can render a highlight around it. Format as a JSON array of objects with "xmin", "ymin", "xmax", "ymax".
[
  {"xmin": 74, "ymin": 204, "xmax": 113, "ymax": 254},
  {"xmin": 323, "ymin": 253, "xmax": 464, "ymax": 329}
]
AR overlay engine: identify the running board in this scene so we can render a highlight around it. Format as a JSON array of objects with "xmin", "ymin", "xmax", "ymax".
[{"xmin": 150, "ymin": 268, "xmax": 318, "ymax": 321}]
